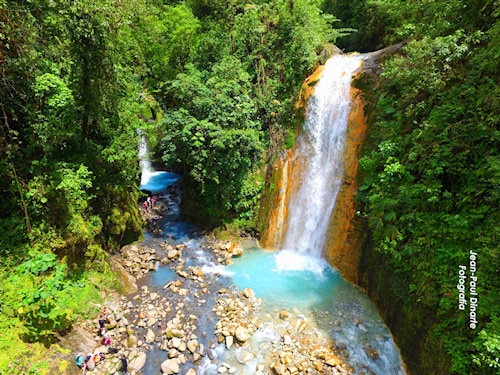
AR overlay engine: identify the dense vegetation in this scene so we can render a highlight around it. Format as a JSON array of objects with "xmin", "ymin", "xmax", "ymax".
[
  {"xmin": 0, "ymin": 0, "xmax": 345, "ymax": 372},
  {"xmin": 343, "ymin": 1, "xmax": 499, "ymax": 374},
  {"xmin": 0, "ymin": 0, "xmax": 498, "ymax": 373}
]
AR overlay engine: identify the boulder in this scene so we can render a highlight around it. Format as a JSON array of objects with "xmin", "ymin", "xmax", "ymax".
[
  {"xmin": 145, "ymin": 328, "xmax": 155, "ymax": 344},
  {"xmin": 235, "ymin": 326, "xmax": 250, "ymax": 342},
  {"xmin": 187, "ymin": 339, "xmax": 199, "ymax": 354},
  {"xmin": 324, "ymin": 353, "xmax": 343, "ymax": 367},
  {"xmin": 242, "ymin": 288, "xmax": 254, "ymax": 299},
  {"xmin": 271, "ymin": 362, "xmax": 287, "ymax": 375},
  {"xmin": 161, "ymin": 358, "xmax": 180, "ymax": 374},
  {"xmin": 236, "ymin": 350, "xmax": 254, "ymax": 363},
  {"xmin": 225, "ymin": 335, "xmax": 234, "ymax": 349},
  {"xmin": 129, "ymin": 352, "xmax": 147, "ymax": 372},
  {"xmin": 365, "ymin": 347, "xmax": 379, "ymax": 359},
  {"xmin": 279, "ymin": 310, "xmax": 290, "ymax": 320}
]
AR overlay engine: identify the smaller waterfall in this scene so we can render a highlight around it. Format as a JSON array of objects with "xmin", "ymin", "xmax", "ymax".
[
  {"xmin": 139, "ymin": 134, "xmax": 154, "ymax": 187},
  {"xmin": 282, "ymin": 54, "xmax": 363, "ymax": 258},
  {"xmin": 139, "ymin": 134, "xmax": 180, "ymax": 193}
]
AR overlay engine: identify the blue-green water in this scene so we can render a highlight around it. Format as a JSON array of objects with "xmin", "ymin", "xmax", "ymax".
[
  {"xmin": 226, "ymin": 246, "xmax": 406, "ymax": 375},
  {"xmin": 228, "ymin": 248, "xmax": 343, "ymax": 311},
  {"xmin": 137, "ymin": 173, "xmax": 406, "ymax": 374}
]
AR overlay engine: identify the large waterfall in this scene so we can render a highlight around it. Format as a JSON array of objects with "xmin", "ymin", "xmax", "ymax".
[{"xmin": 282, "ymin": 54, "xmax": 363, "ymax": 258}]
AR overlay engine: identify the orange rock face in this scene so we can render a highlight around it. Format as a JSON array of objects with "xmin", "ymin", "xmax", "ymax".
[
  {"xmin": 323, "ymin": 84, "xmax": 367, "ymax": 283},
  {"xmin": 259, "ymin": 67, "xmax": 367, "ymax": 284}
]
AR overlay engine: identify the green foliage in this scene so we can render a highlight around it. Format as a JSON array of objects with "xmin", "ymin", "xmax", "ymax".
[
  {"xmin": 357, "ymin": 1, "xmax": 500, "ymax": 373},
  {"xmin": 158, "ymin": 0, "xmax": 348, "ymax": 227},
  {"xmin": 284, "ymin": 129, "xmax": 295, "ymax": 149},
  {"xmin": 473, "ymin": 320, "xmax": 500, "ymax": 371}
]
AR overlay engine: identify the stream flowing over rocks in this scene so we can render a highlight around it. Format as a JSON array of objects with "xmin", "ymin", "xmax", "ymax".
[{"xmin": 60, "ymin": 179, "xmax": 404, "ymax": 375}]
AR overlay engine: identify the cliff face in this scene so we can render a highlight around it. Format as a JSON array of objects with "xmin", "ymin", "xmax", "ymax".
[
  {"xmin": 323, "ymin": 84, "xmax": 367, "ymax": 283},
  {"xmin": 258, "ymin": 63, "xmax": 367, "ymax": 284}
]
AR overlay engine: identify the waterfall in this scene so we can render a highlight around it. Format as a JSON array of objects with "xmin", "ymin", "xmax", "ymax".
[
  {"xmin": 282, "ymin": 54, "xmax": 363, "ymax": 258},
  {"xmin": 139, "ymin": 133, "xmax": 153, "ymax": 187}
]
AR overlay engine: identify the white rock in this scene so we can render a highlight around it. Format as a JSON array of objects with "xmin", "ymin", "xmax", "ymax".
[
  {"xmin": 161, "ymin": 358, "xmax": 180, "ymax": 374},
  {"xmin": 236, "ymin": 349, "xmax": 254, "ymax": 363},
  {"xmin": 225, "ymin": 335, "xmax": 234, "ymax": 349},
  {"xmin": 187, "ymin": 339, "xmax": 199, "ymax": 353},
  {"xmin": 235, "ymin": 326, "xmax": 250, "ymax": 342},
  {"xmin": 145, "ymin": 329, "xmax": 155, "ymax": 344},
  {"xmin": 128, "ymin": 352, "xmax": 147, "ymax": 372}
]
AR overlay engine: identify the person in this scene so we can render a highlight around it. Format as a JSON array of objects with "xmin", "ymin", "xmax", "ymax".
[
  {"xmin": 103, "ymin": 332, "xmax": 111, "ymax": 346},
  {"xmin": 146, "ymin": 196, "xmax": 152, "ymax": 208},
  {"xmin": 101, "ymin": 306, "xmax": 111, "ymax": 321},
  {"xmin": 84, "ymin": 353, "xmax": 95, "ymax": 371},
  {"xmin": 120, "ymin": 356, "xmax": 129, "ymax": 374},
  {"xmin": 93, "ymin": 352, "xmax": 104, "ymax": 364},
  {"xmin": 76, "ymin": 353, "xmax": 84, "ymax": 370},
  {"xmin": 143, "ymin": 200, "xmax": 148, "ymax": 213},
  {"xmin": 98, "ymin": 314, "xmax": 107, "ymax": 335},
  {"xmin": 152, "ymin": 195, "xmax": 157, "ymax": 206}
]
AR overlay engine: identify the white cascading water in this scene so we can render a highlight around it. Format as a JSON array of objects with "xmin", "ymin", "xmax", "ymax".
[
  {"xmin": 282, "ymin": 54, "xmax": 363, "ymax": 257},
  {"xmin": 139, "ymin": 133, "xmax": 154, "ymax": 187}
]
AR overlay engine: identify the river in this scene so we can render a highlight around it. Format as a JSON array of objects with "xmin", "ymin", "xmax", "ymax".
[{"xmin": 135, "ymin": 170, "xmax": 406, "ymax": 375}]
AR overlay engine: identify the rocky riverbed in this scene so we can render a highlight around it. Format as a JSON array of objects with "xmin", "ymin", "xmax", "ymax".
[{"xmin": 58, "ymin": 190, "xmax": 380, "ymax": 375}]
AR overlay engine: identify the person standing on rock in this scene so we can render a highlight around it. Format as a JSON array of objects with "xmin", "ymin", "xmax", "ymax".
[
  {"xmin": 103, "ymin": 332, "xmax": 111, "ymax": 346},
  {"xmin": 98, "ymin": 314, "xmax": 108, "ymax": 336},
  {"xmin": 120, "ymin": 356, "xmax": 129, "ymax": 374}
]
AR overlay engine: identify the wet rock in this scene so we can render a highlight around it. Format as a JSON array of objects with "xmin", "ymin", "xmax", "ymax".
[
  {"xmin": 191, "ymin": 266, "xmax": 204, "ymax": 277},
  {"xmin": 199, "ymin": 343, "xmax": 206, "ymax": 357},
  {"xmin": 186, "ymin": 369, "xmax": 197, "ymax": 375},
  {"xmin": 296, "ymin": 319, "xmax": 307, "ymax": 333},
  {"xmin": 168, "ymin": 249, "xmax": 180, "ymax": 259},
  {"xmin": 365, "ymin": 347, "xmax": 379, "ymax": 359},
  {"xmin": 324, "ymin": 353, "xmax": 343, "ymax": 367},
  {"xmin": 171, "ymin": 337, "xmax": 182, "ymax": 348},
  {"xmin": 207, "ymin": 348, "xmax": 215, "ymax": 360},
  {"xmin": 358, "ymin": 323, "xmax": 368, "ymax": 332},
  {"xmin": 231, "ymin": 244, "xmax": 244, "ymax": 257},
  {"xmin": 127, "ymin": 335, "xmax": 139, "ymax": 347},
  {"xmin": 271, "ymin": 362, "xmax": 287, "ymax": 374},
  {"xmin": 187, "ymin": 339, "xmax": 199, "ymax": 353}
]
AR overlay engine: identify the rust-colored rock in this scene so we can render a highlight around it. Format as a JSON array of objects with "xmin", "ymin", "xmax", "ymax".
[
  {"xmin": 323, "ymin": 84, "xmax": 367, "ymax": 283},
  {"xmin": 259, "ymin": 61, "xmax": 368, "ymax": 284}
]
